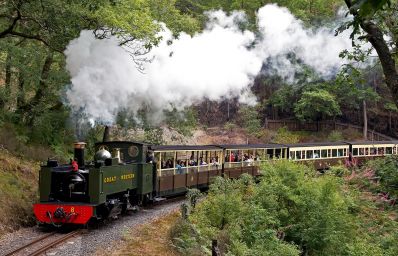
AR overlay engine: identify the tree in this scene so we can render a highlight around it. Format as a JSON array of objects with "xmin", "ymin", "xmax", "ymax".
[
  {"xmin": 385, "ymin": 102, "xmax": 398, "ymax": 132},
  {"xmin": 237, "ymin": 105, "xmax": 262, "ymax": 137},
  {"xmin": 342, "ymin": 0, "xmax": 398, "ymax": 107},
  {"xmin": 0, "ymin": 0, "xmax": 199, "ymax": 146},
  {"xmin": 335, "ymin": 65, "xmax": 381, "ymax": 139},
  {"xmin": 294, "ymin": 89, "xmax": 341, "ymax": 122}
]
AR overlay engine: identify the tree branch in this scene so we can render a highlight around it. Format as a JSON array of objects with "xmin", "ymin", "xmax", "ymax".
[{"xmin": 0, "ymin": 9, "xmax": 21, "ymax": 38}]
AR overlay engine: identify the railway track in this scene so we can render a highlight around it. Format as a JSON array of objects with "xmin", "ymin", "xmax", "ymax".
[{"xmin": 4, "ymin": 230, "xmax": 81, "ymax": 256}]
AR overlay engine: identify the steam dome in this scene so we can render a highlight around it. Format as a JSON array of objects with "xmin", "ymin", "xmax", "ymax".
[{"xmin": 94, "ymin": 148, "xmax": 111, "ymax": 161}]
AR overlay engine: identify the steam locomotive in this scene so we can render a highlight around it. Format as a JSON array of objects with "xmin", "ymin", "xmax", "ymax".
[{"xmin": 34, "ymin": 140, "xmax": 398, "ymax": 226}]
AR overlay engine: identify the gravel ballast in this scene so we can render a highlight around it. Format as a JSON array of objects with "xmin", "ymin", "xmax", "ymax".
[{"xmin": 0, "ymin": 199, "xmax": 184, "ymax": 256}]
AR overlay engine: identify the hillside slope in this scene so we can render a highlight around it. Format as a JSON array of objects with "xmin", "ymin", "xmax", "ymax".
[{"xmin": 0, "ymin": 149, "xmax": 39, "ymax": 237}]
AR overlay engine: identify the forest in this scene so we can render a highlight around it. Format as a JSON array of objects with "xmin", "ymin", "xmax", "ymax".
[
  {"xmin": 0, "ymin": 0, "xmax": 397, "ymax": 153},
  {"xmin": 0, "ymin": 0, "xmax": 397, "ymax": 255}
]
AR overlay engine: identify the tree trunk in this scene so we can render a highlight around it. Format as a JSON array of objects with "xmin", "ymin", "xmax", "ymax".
[
  {"xmin": 3, "ymin": 51, "xmax": 12, "ymax": 109},
  {"xmin": 16, "ymin": 70, "xmax": 25, "ymax": 109},
  {"xmin": 32, "ymin": 52, "xmax": 54, "ymax": 105},
  {"xmin": 388, "ymin": 111, "xmax": 392, "ymax": 132},
  {"xmin": 345, "ymin": 0, "xmax": 398, "ymax": 107},
  {"xmin": 363, "ymin": 100, "xmax": 367, "ymax": 139},
  {"xmin": 227, "ymin": 100, "xmax": 230, "ymax": 121},
  {"xmin": 24, "ymin": 52, "xmax": 54, "ymax": 125}
]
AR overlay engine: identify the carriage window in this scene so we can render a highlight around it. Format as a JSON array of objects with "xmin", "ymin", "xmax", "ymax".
[
  {"xmin": 295, "ymin": 151, "xmax": 301, "ymax": 160},
  {"xmin": 267, "ymin": 149, "xmax": 274, "ymax": 159},
  {"xmin": 332, "ymin": 149, "xmax": 337, "ymax": 157},
  {"xmin": 306, "ymin": 150, "xmax": 313, "ymax": 159},
  {"xmin": 281, "ymin": 148, "xmax": 286, "ymax": 158},
  {"xmin": 377, "ymin": 147, "xmax": 384, "ymax": 155},
  {"xmin": 161, "ymin": 152, "xmax": 175, "ymax": 169},
  {"xmin": 338, "ymin": 149, "xmax": 344, "ymax": 157},
  {"xmin": 187, "ymin": 151, "xmax": 198, "ymax": 166},
  {"xmin": 321, "ymin": 150, "xmax": 327, "ymax": 158},
  {"xmin": 290, "ymin": 151, "xmax": 295, "ymax": 160},
  {"xmin": 314, "ymin": 150, "xmax": 320, "ymax": 158},
  {"xmin": 370, "ymin": 147, "xmax": 377, "ymax": 155},
  {"xmin": 275, "ymin": 148, "xmax": 281, "ymax": 158},
  {"xmin": 208, "ymin": 150, "xmax": 219, "ymax": 165},
  {"xmin": 386, "ymin": 147, "xmax": 393, "ymax": 154},
  {"xmin": 359, "ymin": 148, "xmax": 365, "ymax": 156},
  {"xmin": 257, "ymin": 149, "xmax": 266, "ymax": 161},
  {"xmin": 353, "ymin": 148, "xmax": 358, "ymax": 156},
  {"xmin": 176, "ymin": 151, "xmax": 188, "ymax": 167}
]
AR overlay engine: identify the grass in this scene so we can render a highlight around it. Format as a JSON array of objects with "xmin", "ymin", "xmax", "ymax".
[
  {"xmin": 0, "ymin": 149, "xmax": 39, "ymax": 237},
  {"xmin": 103, "ymin": 211, "xmax": 181, "ymax": 256}
]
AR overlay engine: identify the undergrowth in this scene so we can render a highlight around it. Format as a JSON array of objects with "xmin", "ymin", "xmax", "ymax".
[
  {"xmin": 0, "ymin": 149, "xmax": 39, "ymax": 237},
  {"xmin": 170, "ymin": 160, "xmax": 398, "ymax": 255}
]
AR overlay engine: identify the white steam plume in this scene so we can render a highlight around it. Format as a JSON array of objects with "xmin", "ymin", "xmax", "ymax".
[
  {"xmin": 65, "ymin": 4, "xmax": 360, "ymax": 124},
  {"xmin": 256, "ymin": 5, "xmax": 356, "ymax": 81}
]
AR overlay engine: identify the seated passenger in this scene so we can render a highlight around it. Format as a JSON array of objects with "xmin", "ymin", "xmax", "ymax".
[
  {"xmin": 165, "ymin": 159, "xmax": 173, "ymax": 169},
  {"xmin": 229, "ymin": 152, "xmax": 235, "ymax": 162},
  {"xmin": 176, "ymin": 160, "xmax": 183, "ymax": 174},
  {"xmin": 313, "ymin": 152, "xmax": 319, "ymax": 158},
  {"xmin": 246, "ymin": 156, "xmax": 254, "ymax": 166},
  {"xmin": 146, "ymin": 151, "xmax": 155, "ymax": 163},
  {"xmin": 211, "ymin": 157, "xmax": 219, "ymax": 166}
]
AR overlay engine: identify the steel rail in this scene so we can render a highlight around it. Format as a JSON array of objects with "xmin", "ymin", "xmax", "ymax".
[
  {"xmin": 4, "ymin": 230, "xmax": 80, "ymax": 256},
  {"xmin": 27, "ymin": 230, "xmax": 80, "ymax": 256},
  {"xmin": 4, "ymin": 232, "xmax": 56, "ymax": 256}
]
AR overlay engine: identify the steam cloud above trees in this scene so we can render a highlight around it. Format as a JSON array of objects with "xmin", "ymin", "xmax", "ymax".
[{"xmin": 65, "ymin": 4, "xmax": 356, "ymax": 124}]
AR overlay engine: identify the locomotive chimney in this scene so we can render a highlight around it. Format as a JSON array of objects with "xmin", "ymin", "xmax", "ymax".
[
  {"xmin": 103, "ymin": 126, "xmax": 111, "ymax": 142},
  {"xmin": 74, "ymin": 142, "xmax": 86, "ymax": 168}
]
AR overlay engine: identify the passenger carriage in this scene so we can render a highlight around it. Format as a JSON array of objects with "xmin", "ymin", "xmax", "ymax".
[
  {"xmin": 221, "ymin": 144, "xmax": 288, "ymax": 178},
  {"xmin": 288, "ymin": 142, "xmax": 350, "ymax": 169},
  {"xmin": 150, "ymin": 145, "xmax": 223, "ymax": 196},
  {"xmin": 349, "ymin": 141, "xmax": 398, "ymax": 165}
]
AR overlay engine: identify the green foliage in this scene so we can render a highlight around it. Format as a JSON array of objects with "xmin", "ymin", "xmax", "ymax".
[
  {"xmin": 328, "ymin": 164, "xmax": 349, "ymax": 177},
  {"xmin": 294, "ymin": 89, "xmax": 341, "ymax": 122},
  {"xmin": 0, "ymin": 151, "xmax": 39, "ymax": 236},
  {"xmin": 366, "ymin": 155, "xmax": 398, "ymax": 198},
  {"xmin": 237, "ymin": 105, "xmax": 262, "ymax": 137},
  {"xmin": 176, "ymin": 0, "xmax": 342, "ymax": 26},
  {"xmin": 84, "ymin": 125, "xmax": 106, "ymax": 160},
  {"xmin": 187, "ymin": 188, "xmax": 201, "ymax": 210},
  {"xmin": 223, "ymin": 121, "xmax": 236, "ymax": 132},
  {"xmin": 173, "ymin": 160, "xmax": 398, "ymax": 255},
  {"xmin": 269, "ymin": 85, "xmax": 296, "ymax": 113},
  {"xmin": 164, "ymin": 107, "xmax": 198, "ymax": 136},
  {"xmin": 385, "ymin": 102, "xmax": 398, "ymax": 112},
  {"xmin": 169, "ymin": 218, "xmax": 205, "ymax": 255},
  {"xmin": 335, "ymin": 65, "xmax": 380, "ymax": 107},
  {"xmin": 144, "ymin": 127, "xmax": 164, "ymax": 144},
  {"xmin": 0, "ymin": 0, "xmax": 201, "ymax": 152},
  {"xmin": 350, "ymin": 0, "xmax": 391, "ymax": 19},
  {"xmin": 327, "ymin": 130, "xmax": 343, "ymax": 142},
  {"xmin": 272, "ymin": 127, "xmax": 300, "ymax": 144},
  {"xmin": 148, "ymin": 0, "xmax": 201, "ymax": 35}
]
